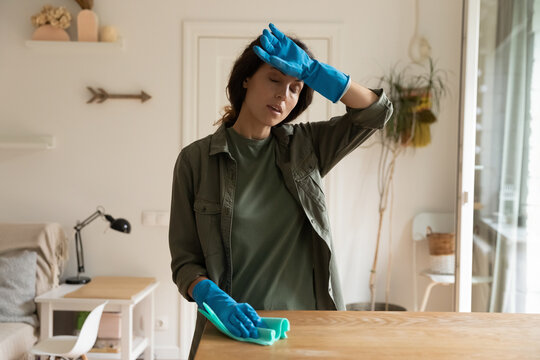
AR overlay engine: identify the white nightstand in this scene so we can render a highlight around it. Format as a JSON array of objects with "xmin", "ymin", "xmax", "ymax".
[{"xmin": 35, "ymin": 277, "xmax": 159, "ymax": 360}]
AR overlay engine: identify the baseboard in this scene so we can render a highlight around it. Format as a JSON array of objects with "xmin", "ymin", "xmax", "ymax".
[{"xmin": 154, "ymin": 345, "xmax": 182, "ymax": 359}]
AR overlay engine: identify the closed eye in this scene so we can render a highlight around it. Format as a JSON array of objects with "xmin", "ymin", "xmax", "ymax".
[{"xmin": 290, "ymin": 85, "xmax": 301, "ymax": 94}]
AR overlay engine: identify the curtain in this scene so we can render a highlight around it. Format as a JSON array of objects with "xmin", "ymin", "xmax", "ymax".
[
  {"xmin": 471, "ymin": 0, "xmax": 536, "ymax": 313},
  {"xmin": 485, "ymin": 0, "xmax": 533, "ymax": 313}
]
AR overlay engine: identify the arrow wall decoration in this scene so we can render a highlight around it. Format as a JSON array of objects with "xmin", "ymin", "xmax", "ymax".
[{"xmin": 86, "ymin": 87, "xmax": 152, "ymax": 104}]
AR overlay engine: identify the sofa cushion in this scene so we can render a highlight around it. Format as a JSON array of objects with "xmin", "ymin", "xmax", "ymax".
[
  {"xmin": 0, "ymin": 322, "xmax": 36, "ymax": 360},
  {"xmin": 0, "ymin": 249, "xmax": 38, "ymax": 326}
]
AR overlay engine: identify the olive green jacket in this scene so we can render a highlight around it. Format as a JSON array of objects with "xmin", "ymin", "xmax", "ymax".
[{"xmin": 169, "ymin": 88, "xmax": 392, "ymax": 359}]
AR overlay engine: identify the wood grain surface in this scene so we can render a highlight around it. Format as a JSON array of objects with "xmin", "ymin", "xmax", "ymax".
[
  {"xmin": 63, "ymin": 276, "xmax": 156, "ymax": 299},
  {"xmin": 195, "ymin": 310, "xmax": 540, "ymax": 359}
]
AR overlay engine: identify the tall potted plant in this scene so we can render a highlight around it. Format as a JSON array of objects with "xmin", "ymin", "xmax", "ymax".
[{"xmin": 369, "ymin": 58, "xmax": 449, "ymax": 310}]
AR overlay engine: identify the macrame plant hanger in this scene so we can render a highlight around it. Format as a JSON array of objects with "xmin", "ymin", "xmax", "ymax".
[{"xmin": 408, "ymin": 0, "xmax": 432, "ymax": 64}]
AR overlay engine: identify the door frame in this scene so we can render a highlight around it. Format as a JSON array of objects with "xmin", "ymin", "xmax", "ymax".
[
  {"xmin": 181, "ymin": 21, "xmax": 345, "ymax": 148},
  {"xmin": 455, "ymin": 0, "xmax": 481, "ymax": 312}
]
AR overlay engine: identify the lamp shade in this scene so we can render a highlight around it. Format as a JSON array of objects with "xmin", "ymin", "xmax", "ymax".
[{"xmin": 105, "ymin": 214, "xmax": 131, "ymax": 233}]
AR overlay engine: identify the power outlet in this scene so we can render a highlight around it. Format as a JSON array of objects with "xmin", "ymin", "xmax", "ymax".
[
  {"xmin": 141, "ymin": 211, "xmax": 170, "ymax": 227},
  {"xmin": 155, "ymin": 316, "xmax": 169, "ymax": 331}
]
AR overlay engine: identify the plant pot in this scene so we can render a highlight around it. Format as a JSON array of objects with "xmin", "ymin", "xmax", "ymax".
[
  {"xmin": 31, "ymin": 24, "xmax": 70, "ymax": 41},
  {"xmin": 346, "ymin": 302, "xmax": 407, "ymax": 311},
  {"xmin": 77, "ymin": 9, "xmax": 99, "ymax": 41}
]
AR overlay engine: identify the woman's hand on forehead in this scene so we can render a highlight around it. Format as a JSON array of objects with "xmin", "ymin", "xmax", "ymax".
[
  {"xmin": 254, "ymin": 24, "xmax": 311, "ymax": 80},
  {"xmin": 268, "ymin": 65, "xmax": 303, "ymax": 84},
  {"xmin": 254, "ymin": 23, "xmax": 350, "ymax": 103}
]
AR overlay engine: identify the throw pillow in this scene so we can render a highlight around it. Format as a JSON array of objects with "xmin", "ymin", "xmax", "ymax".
[{"xmin": 0, "ymin": 249, "xmax": 38, "ymax": 326}]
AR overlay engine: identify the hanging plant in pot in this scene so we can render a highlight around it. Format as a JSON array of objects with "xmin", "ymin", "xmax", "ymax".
[
  {"xmin": 368, "ymin": 58, "xmax": 449, "ymax": 311},
  {"xmin": 31, "ymin": 5, "xmax": 72, "ymax": 41}
]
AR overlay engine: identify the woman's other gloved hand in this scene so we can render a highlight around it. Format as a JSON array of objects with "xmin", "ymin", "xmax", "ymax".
[
  {"xmin": 253, "ymin": 23, "xmax": 350, "ymax": 103},
  {"xmin": 192, "ymin": 279, "xmax": 264, "ymax": 338}
]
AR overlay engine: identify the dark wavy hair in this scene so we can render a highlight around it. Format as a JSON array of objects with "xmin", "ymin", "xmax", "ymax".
[{"xmin": 217, "ymin": 35, "xmax": 314, "ymax": 126}]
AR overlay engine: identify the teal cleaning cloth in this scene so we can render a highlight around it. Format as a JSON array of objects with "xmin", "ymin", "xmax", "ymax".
[{"xmin": 199, "ymin": 302, "xmax": 290, "ymax": 345}]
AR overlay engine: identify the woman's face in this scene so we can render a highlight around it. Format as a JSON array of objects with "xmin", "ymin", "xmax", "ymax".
[{"xmin": 240, "ymin": 63, "xmax": 304, "ymax": 128}]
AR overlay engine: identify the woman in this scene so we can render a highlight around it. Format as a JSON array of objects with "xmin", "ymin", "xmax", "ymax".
[{"xmin": 169, "ymin": 23, "xmax": 393, "ymax": 358}]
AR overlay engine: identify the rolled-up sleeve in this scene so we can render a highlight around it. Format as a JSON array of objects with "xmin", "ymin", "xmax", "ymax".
[
  {"xmin": 348, "ymin": 88, "xmax": 393, "ymax": 128},
  {"xmin": 168, "ymin": 150, "xmax": 208, "ymax": 302},
  {"xmin": 305, "ymin": 88, "xmax": 393, "ymax": 177}
]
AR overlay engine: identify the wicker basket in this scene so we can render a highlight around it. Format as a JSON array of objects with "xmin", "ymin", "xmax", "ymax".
[{"xmin": 426, "ymin": 226, "xmax": 455, "ymax": 273}]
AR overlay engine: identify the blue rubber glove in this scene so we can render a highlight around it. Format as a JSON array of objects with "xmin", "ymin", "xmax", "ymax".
[
  {"xmin": 192, "ymin": 279, "xmax": 264, "ymax": 338},
  {"xmin": 253, "ymin": 23, "xmax": 351, "ymax": 103}
]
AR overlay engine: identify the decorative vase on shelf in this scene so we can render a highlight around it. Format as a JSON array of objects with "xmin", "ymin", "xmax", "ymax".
[
  {"xmin": 30, "ymin": 5, "xmax": 72, "ymax": 41},
  {"xmin": 31, "ymin": 24, "xmax": 70, "ymax": 41},
  {"xmin": 77, "ymin": 9, "xmax": 99, "ymax": 42},
  {"xmin": 99, "ymin": 25, "xmax": 118, "ymax": 43}
]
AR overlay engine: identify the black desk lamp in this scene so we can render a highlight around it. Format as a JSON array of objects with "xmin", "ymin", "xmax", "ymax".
[{"xmin": 65, "ymin": 206, "xmax": 131, "ymax": 284}]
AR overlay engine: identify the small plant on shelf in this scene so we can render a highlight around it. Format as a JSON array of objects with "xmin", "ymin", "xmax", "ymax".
[{"xmin": 30, "ymin": 5, "xmax": 72, "ymax": 41}]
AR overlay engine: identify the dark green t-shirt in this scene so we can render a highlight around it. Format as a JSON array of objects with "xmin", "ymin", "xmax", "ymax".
[{"xmin": 226, "ymin": 127, "xmax": 316, "ymax": 310}]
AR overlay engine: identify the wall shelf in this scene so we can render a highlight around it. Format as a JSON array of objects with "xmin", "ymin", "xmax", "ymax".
[
  {"xmin": 25, "ymin": 38, "xmax": 125, "ymax": 51},
  {"xmin": 0, "ymin": 135, "xmax": 56, "ymax": 150}
]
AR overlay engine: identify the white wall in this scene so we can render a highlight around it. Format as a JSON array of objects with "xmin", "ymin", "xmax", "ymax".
[{"xmin": 0, "ymin": 0, "xmax": 462, "ymax": 357}]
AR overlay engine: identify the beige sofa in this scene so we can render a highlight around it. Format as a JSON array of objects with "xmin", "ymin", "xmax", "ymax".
[{"xmin": 0, "ymin": 223, "xmax": 68, "ymax": 360}]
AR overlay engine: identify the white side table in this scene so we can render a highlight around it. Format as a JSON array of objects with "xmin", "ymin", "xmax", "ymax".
[{"xmin": 35, "ymin": 279, "xmax": 159, "ymax": 360}]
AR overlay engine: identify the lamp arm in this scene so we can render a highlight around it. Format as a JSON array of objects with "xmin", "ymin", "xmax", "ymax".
[
  {"xmin": 74, "ymin": 229, "xmax": 85, "ymax": 273},
  {"xmin": 75, "ymin": 209, "xmax": 104, "ymax": 231},
  {"xmin": 73, "ymin": 207, "xmax": 105, "ymax": 276}
]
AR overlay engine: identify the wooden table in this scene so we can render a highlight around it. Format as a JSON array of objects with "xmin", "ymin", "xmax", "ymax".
[{"xmin": 195, "ymin": 310, "xmax": 540, "ymax": 359}]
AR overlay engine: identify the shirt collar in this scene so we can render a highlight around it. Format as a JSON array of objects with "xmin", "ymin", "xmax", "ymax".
[
  {"xmin": 209, "ymin": 124, "xmax": 229, "ymax": 156},
  {"xmin": 209, "ymin": 122, "xmax": 294, "ymax": 156}
]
